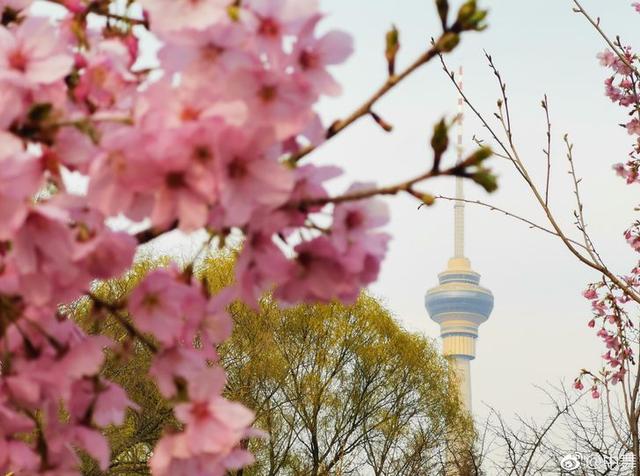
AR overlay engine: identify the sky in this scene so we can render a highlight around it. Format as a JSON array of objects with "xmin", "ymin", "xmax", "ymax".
[{"xmin": 311, "ymin": 0, "xmax": 640, "ymax": 424}]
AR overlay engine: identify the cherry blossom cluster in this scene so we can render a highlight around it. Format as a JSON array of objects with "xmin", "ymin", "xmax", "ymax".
[
  {"xmin": 598, "ymin": 42, "xmax": 640, "ymax": 183},
  {"xmin": 0, "ymin": 0, "xmax": 398, "ymax": 473},
  {"xmin": 576, "ymin": 5, "xmax": 640, "ymax": 400},
  {"xmin": 575, "ymin": 223, "xmax": 640, "ymax": 397}
]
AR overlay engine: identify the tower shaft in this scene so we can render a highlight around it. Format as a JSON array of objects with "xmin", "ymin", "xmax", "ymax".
[
  {"xmin": 454, "ymin": 67, "xmax": 465, "ymax": 259},
  {"xmin": 425, "ymin": 66, "xmax": 493, "ymax": 415}
]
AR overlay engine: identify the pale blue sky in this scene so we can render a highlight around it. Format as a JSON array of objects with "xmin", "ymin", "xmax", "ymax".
[{"xmin": 313, "ymin": 0, "xmax": 640, "ymax": 422}]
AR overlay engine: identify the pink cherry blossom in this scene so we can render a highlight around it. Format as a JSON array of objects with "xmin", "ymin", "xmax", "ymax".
[
  {"xmin": 276, "ymin": 236, "xmax": 361, "ymax": 303},
  {"xmin": 0, "ymin": 0, "xmax": 33, "ymax": 12},
  {"xmin": 228, "ymin": 67, "xmax": 315, "ymax": 139},
  {"xmin": 160, "ymin": 22, "xmax": 254, "ymax": 77},
  {"xmin": 139, "ymin": 0, "xmax": 229, "ymax": 33},
  {"xmin": 128, "ymin": 269, "xmax": 205, "ymax": 346},
  {"xmin": 135, "ymin": 77, "xmax": 248, "ymax": 131},
  {"xmin": 150, "ymin": 347, "xmax": 209, "ymax": 399},
  {"xmin": 234, "ymin": 225, "xmax": 293, "ymax": 304},
  {"xmin": 49, "ymin": 126, "xmax": 98, "ymax": 174},
  {"xmin": 72, "ymin": 39, "xmax": 137, "ymax": 111},
  {"xmin": 216, "ymin": 127, "xmax": 294, "ymax": 225},
  {"xmin": 332, "ymin": 186, "xmax": 390, "ymax": 253},
  {"xmin": 145, "ymin": 123, "xmax": 222, "ymax": 231},
  {"xmin": 0, "ymin": 135, "xmax": 42, "ymax": 240},
  {"xmin": 247, "ymin": 0, "xmax": 318, "ymax": 47},
  {"xmin": 92, "ymin": 382, "xmax": 138, "ymax": 427},
  {"xmin": 293, "ymin": 16, "xmax": 354, "ymax": 96},
  {"xmin": 627, "ymin": 118, "xmax": 640, "ymax": 135},
  {"xmin": 87, "ymin": 127, "xmax": 155, "ymax": 221},
  {"xmin": 151, "ymin": 367, "xmax": 255, "ymax": 475},
  {"xmin": 0, "ymin": 17, "xmax": 73, "ymax": 87}
]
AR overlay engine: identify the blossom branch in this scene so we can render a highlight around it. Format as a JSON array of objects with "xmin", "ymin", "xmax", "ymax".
[
  {"xmin": 290, "ymin": 0, "xmax": 489, "ymax": 164},
  {"xmin": 135, "ymin": 220, "xmax": 179, "ymax": 245},
  {"xmin": 44, "ymin": 0, "xmax": 148, "ymax": 27},
  {"xmin": 294, "ymin": 151, "xmax": 492, "ymax": 208},
  {"xmin": 88, "ymin": 292, "xmax": 159, "ymax": 353},
  {"xmin": 572, "ymin": 0, "xmax": 640, "ymax": 79},
  {"xmin": 289, "ymin": 43, "xmax": 444, "ymax": 164}
]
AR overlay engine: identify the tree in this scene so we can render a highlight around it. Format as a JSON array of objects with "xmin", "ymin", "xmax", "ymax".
[
  {"xmin": 217, "ymin": 281, "xmax": 471, "ymax": 476},
  {"xmin": 69, "ymin": 254, "xmax": 472, "ymax": 475},
  {"xmin": 0, "ymin": 0, "xmax": 495, "ymax": 473},
  {"xmin": 472, "ymin": 385, "xmax": 632, "ymax": 475}
]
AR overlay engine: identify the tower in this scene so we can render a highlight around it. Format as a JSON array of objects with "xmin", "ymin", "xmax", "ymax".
[{"xmin": 424, "ymin": 68, "xmax": 494, "ymax": 413}]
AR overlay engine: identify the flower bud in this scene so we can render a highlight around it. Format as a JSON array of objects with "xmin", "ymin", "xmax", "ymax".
[
  {"xmin": 436, "ymin": 32, "xmax": 460, "ymax": 53},
  {"xmin": 420, "ymin": 193, "xmax": 436, "ymax": 206},
  {"xmin": 385, "ymin": 25, "xmax": 400, "ymax": 76},
  {"xmin": 431, "ymin": 118, "xmax": 449, "ymax": 157}
]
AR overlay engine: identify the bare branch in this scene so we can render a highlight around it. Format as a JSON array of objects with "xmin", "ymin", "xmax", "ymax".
[
  {"xmin": 542, "ymin": 95, "xmax": 552, "ymax": 206},
  {"xmin": 434, "ymin": 195, "xmax": 590, "ymax": 251}
]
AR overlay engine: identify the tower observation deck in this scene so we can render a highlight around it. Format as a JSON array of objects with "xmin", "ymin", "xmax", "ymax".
[{"xmin": 424, "ymin": 68, "xmax": 494, "ymax": 412}]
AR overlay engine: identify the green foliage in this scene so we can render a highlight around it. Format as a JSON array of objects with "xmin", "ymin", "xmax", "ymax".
[{"xmin": 71, "ymin": 254, "xmax": 472, "ymax": 475}]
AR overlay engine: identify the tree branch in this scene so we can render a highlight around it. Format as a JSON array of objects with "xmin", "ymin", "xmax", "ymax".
[{"xmin": 289, "ymin": 34, "xmax": 450, "ymax": 164}]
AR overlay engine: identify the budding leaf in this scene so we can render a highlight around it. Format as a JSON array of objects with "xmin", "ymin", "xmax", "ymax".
[
  {"xmin": 469, "ymin": 9, "xmax": 488, "ymax": 31},
  {"xmin": 452, "ymin": 0, "xmax": 488, "ymax": 32},
  {"xmin": 431, "ymin": 119, "xmax": 449, "ymax": 154},
  {"xmin": 466, "ymin": 146, "xmax": 493, "ymax": 165},
  {"xmin": 472, "ymin": 169, "xmax": 498, "ymax": 193},
  {"xmin": 431, "ymin": 118, "xmax": 449, "ymax": 170},
  {"xmin": 456, "ymin": 0, "xmax": 476, "ymax": 27},
  {"xmin": 435, "ymin": 0, "xmax": 449, "ymax": 31},
  {"xmin": 385, "ymin": 25, "xmax": 400, "ymax": 76}
]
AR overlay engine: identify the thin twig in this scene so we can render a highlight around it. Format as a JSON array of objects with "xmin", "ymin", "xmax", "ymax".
[
  {"xmin": 485, "ymin": 51, "xmax": 512, "ymax": 140},
  {"xmin": 434, "ymin": 195, "xmax": 590, "ymax": 251},
  {"xmin": 564, "ymin": 134, "xmax": 604, "ymax": 267},
  {"xmin": 439, "ymin": 53, "xmax": 527, "ymax": 181},
  {"xmin": 542, "ymin": 95, "xmax": 552, "ymax": 206}
]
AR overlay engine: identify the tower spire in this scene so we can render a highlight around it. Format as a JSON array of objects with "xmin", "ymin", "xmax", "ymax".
[
  {"xmin": 425, "ymin": 65, "xmax": 494, "ymax": 416},
  {"xmin": 454, "ymin": 66, "xmax": 465, "ymax": 259}
]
